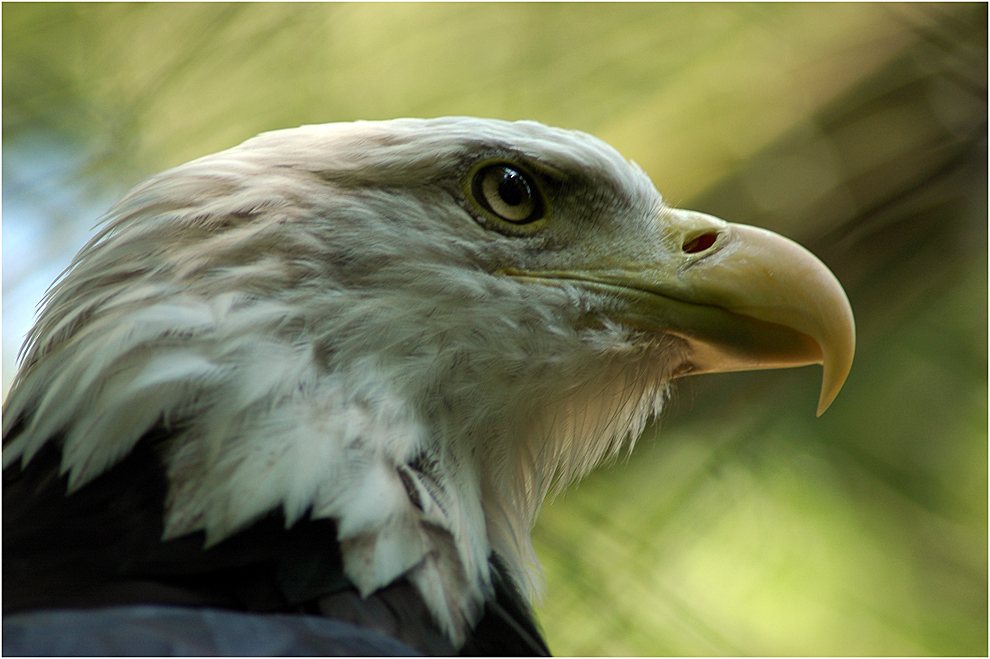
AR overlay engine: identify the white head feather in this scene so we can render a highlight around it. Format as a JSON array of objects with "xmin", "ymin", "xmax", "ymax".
[{"xmin": 3, "ymin": 117, "xmax": 683, "ymax": 644}]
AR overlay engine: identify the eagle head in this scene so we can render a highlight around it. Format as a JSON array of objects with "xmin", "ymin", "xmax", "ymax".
[{"xmin": 2, "ymin": 117, "xmax": 854, "ymax": 647}]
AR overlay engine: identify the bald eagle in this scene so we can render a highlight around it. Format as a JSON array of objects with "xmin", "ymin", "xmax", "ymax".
[{"xmin": 2, "ymin": 118, "xmax": 854, "ymax": 655}]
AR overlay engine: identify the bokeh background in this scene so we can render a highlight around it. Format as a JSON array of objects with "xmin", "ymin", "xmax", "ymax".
[{"xmin": 3, "ymin": 3, "xmax": 986, "ymax": 655}]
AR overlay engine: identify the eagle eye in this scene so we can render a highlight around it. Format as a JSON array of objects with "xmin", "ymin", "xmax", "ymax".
[{"xmin": 471, "ymin": 164, "xmax": 543, "ymax": 224}]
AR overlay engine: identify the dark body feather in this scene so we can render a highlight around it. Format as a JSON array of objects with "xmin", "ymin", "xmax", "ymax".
[{"xmin": 2, "ymin": 426, "xmax": 550, "ymax": 656}]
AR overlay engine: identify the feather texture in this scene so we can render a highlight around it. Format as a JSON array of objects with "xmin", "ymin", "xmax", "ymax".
[{"xmin": 3, "ymin": 117, "xmax": 682, "ymax": 647}]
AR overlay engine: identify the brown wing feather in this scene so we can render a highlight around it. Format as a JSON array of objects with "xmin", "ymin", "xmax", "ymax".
[{"xmin": 3, "ymin": 425, "xmax": 547, "ymax": 655}]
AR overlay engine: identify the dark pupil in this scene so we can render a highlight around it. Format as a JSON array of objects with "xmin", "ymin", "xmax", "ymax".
[{"xmin": 497, "ymin": 169, "xmax": 529, "ymax": 206}]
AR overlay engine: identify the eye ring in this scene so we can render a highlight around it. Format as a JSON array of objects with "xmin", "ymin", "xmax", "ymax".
[{"xmin": 471, "ymin": 164, "xmax": 543, "ymax": 224}]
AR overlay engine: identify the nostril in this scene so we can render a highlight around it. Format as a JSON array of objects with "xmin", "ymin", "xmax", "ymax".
[{"xmin": 682, "ymin": 232, "xmax": 718, "ymax": 254}]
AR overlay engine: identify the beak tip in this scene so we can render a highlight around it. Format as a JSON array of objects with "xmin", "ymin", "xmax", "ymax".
[
  {"xmin": 815, "ymin": 337, "xmax": 855, "ymax": 417},
  {"xmin": 816, "ymin": 378, "xmax": 838, "ymax": 416}
]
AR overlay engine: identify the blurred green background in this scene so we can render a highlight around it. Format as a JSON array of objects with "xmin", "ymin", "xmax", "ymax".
[{"xmin": 3, "ymin": 3, "xmax": 986, "ymax": 655}]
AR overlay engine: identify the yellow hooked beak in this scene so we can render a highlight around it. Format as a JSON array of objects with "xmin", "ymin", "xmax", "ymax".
[{"xmin": 511, "ymin": 209, "xmax": 855, "ymax": 415}]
